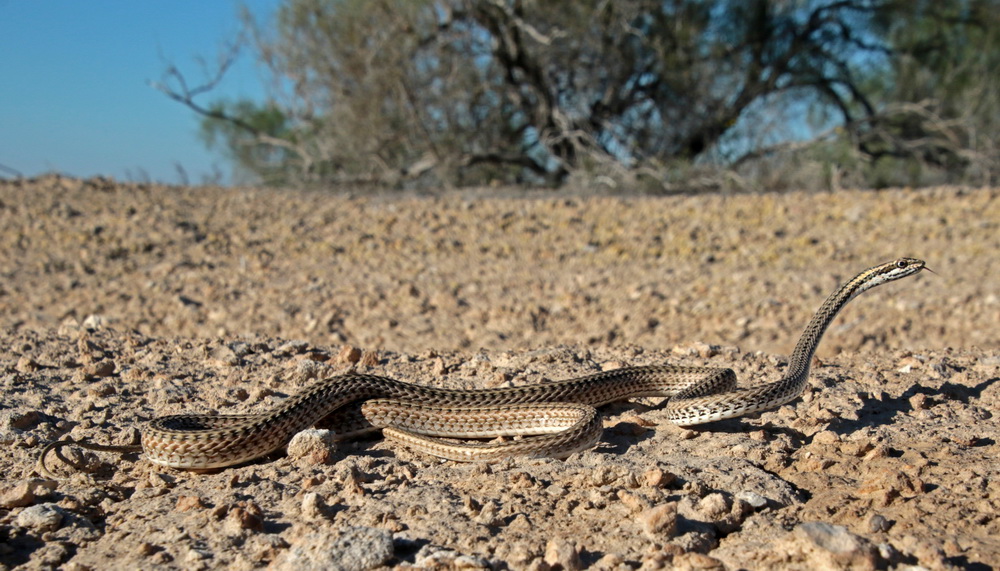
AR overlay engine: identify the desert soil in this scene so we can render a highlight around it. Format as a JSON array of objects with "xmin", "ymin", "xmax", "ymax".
[{"xmin": 0, "ymin": 175, "xmax": 997, "ymax": 570}]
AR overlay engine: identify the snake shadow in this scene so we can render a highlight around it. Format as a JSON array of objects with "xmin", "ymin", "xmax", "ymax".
[
  {"xmin": 597, "ymin": 400, "xmax": 809, "ymax": 455},
  {"xmin": 824, "ymin": 376, "xmax": 999, "ymax": 437}
]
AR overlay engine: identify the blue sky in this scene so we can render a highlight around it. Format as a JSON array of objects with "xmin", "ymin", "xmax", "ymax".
[{"xmin": 0, "ymin": 0, "xmax": 280, "ymax": 185}]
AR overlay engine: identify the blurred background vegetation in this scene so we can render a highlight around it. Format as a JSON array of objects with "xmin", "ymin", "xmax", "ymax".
[{"xmin": 158, "ymin": 0, "xmax": 1000, "ymax": 192}]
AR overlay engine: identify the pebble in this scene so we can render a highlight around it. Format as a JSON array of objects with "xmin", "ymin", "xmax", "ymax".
[
  {"xmin": 174, "ymin": 495, "xmax": 207, "ymax": 512},
  {"xmin": 275, "ymin": 340, "xmax": 309, "ymax": 355},
  {"xmin": 208, "ymin": 344, "xmax": 240, "ymax": 366},
  {"xmin": 908, "ymin": 393, "xmax": 932, "ymax": 410},
  {"xmin": 812, "ymin": 430, "xmax": 841, "ymax": 445},
  {"xmin": 81, "ymin": 314, "xmax": 106, "ymax": 330},
  {"xmin": 15, "ymin": 356, "xmax": 41, "ymax": 373},
  {"xmin": 85, "ymin": 360, "xmax": 116, "ymax": 377},
  {"xmin": 6, "ymin": 410, "xmax": 42, "ymax": 430},
  {"xmin": 287, "ymin": 429, "xmax": 338, "ymax": 465},
  {"xmin": 544, "ymin": 538, "xmax": 583, "ymax": 571},
  {"xmin": 273, "ymin": 526, "xmax": 394, "ymax": 571},
  {"xmin": 895, "ymin": 534, "xmax": 948, "ymax": 568},
  {"xmin": 290, "ymin": 359, "xmax": 327, "ymax": 381},
  {"xmin": 0, "ymin": 479, "xmax": 58, "ymax": 508},
  {"xmin": 868, "ymin": 514, "xmax": 892, "ymax": 533},
  {"xmin": 415, "ymin": 546, "xmax": 490, "ymax": 569},
  {"xmin": 697, "ymin": 493, "xmax": 731, "ymax": 520},
  {"xmin": 592, "ymin": 552, "xmax": 625, "ymax": 569},
  {"xmin": 474, "ymin": 500, "xmax": 502, "ymax": 527},
  {"xmin": 691, "ymin": 342, "xmax": 720, "ymax": 358},
  {"xmin": 618, "ymin": 490, "xmax": 649, "ymax": 513},
  {"xmin": 359, "ymin": 350, "xmax": 379, "ymax": 367},
  {"xmin": 640, "ymin": 502, "xmax": 678, "ymax": 539},
  {"xmin": 224, "ymin": 501, "xmax": 264, "ymax": 533},
  {"xmin": 795, "ymin": 521, "xmax": 877, "ymax": 569},
  {"xmin": 134, "ymin": 541, "xmax": 160, "ymax": 557},
  {"xmin": 337, "ymin": 345, "xmax": 363, "ymax": 364},
  {"xmin": 672, "ymin": 552, "xmax": 727, "ymax": 571},
  {"xmin": 15, "ymin": 503, "xmax": 65, "ymax": 532},
  {"xmin": 87, "ymin": 381, "xmax": 117, "ymax": 398},
  {"xmin": 643, "ymin": 468, "xmax": 676, "ymax": 488},
  {"xmin": 300, "ymin": 492, "xmax": 328, "ymax": 520},
  {"xmin": 735, "ymin": 490, "xmax": 768, "ymax": 510}
]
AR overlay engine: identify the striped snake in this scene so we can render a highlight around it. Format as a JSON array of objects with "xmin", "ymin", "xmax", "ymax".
[{"xmin": 38, "ymin": 258, "xmax": 926, "ymax": 473}]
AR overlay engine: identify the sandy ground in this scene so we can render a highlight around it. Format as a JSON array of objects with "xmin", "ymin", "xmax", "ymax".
[{"xmin": 0, "ymin": 175, "xmax": 998, "ymax": 570}]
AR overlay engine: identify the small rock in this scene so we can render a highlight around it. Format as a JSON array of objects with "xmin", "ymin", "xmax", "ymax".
[
  {"xmin": 432, "ymin": 357, "xmax": 448, "ymax": 376},
  {"xmin": 876, "ymin": 542, "xmax": 900, "ymax": 564},
  {"xmin": 230, "ymin": 342, "xmax": 251, "ymax": 357},
  {"xmin": 185, "ymin": 547, "xmax": 211, "ymax": 563},
  {"xmin": 868, "ymin": 514, "xmax": 892, "ymax": 533},
  {"xmin": 273, "ymin": 527, "xmax": 394, "ymax": 571},
  {"xmin": 691, "ymin": 341, "xmax": 720, "ymax": 358},
  {"xmin": 301, "ymin": 492, "xmax": 328, "ymax": 520},
  {"xmin": 896, "ymin": 356, "xmax": 923, "ymax": 373},
  {"xmin": 175, "ymin": 495, "xmax": 207, "ymax": 512},
  {"xmin": 415, "ymin": 546, "xmax": 490, "ymax": 569},
  {"xmin": 82, "ymin": 314, "xmax": 106, "ymax": 330},
  {"xmin": 87, "ymin": 381, "xmax": 117, "ymax": 398},
  {"xmin": 58, "ymin": 317, "xmax": 82, "ymax": 335},
  {"xmin": 812, "ymin": 430, "xmax": 840, "ymax": 445},
  {"xmin": 135, "ymin": 542, "xmax": 160, "ymax": 557},
  {"xmin": 0, "ymin": 479, "xmax": 57, "ymax": 508},
  {"xmin": 15, "ymin": 356, "xmax": 40, "ymax": 373},
  {"xmin": 225, "ymin": 501, "xmax": 264, "ymax": 533},
  {"xmin": 287, "ymin": 429, "xmax": 338, "ymax": 465},
  {"xmin": 672, "ymin": 552, "xmax": 726, "ymax": 571},
  {"xmin": 641, "ymin": 544, "xmax": 685, "ymax": 568},
  {"xmin": 697, "ymin": 493, "xmax": 731, "ymax": 521},
  {"xmin": 640, "ymin": 502, "xmax": 678, "ymax": 539},
  {"xmin": 474, "ymin": 500, "xmax": 502, "ymax": 527},
  {"xmin": 15, "ymin": 503, "xmax": 65, "ymax": 532},
  {"xmin": 643, "ymin": 467, "xmax": 676, "ymax": 488},
  {"xmin": 592, "ymin": 553, "xmax": 625, "ymax": 569},
  {"xmin": 149, "ymin": 472, "xmax": 176, "ymax": 489},
  {"xmin": 590, "ymin": 466, "xmax": 616, "ymax": 486},
  {"xmin": 275, "ymin": 340, "xmax": 309, "ymax": 356},
  {"xmin": 898, "ymin": 534, "xmax": 949, "ymax": 568},
  {"xmin": 618, "ymin": 490, "xmax": 649, "ymax": 513},
  {"xmin": 290, "ymin": 359, "xmax": 327, "ymax": 382},
  {"xmin": 908, "ymin": 393, "xmax": 932, "ymax": 410},
  {"xmin": 8, "ymin": 410, "xmax": 43, "ymax": 430},
  {"xmin": 337, "ymin": 345, "xmax": 363, "ymax": 364},
  {"xmin": 795, "ymin": 521, "xmax": 877, "ymax": 570},
  {"xmin": 544, "ymin": 538, "xmax": 583, "ymax": 571},
  {"xmin": 85, "ymin": 360, "xmax": 116, "ymax": 377},
  {"xmin": 359, "ymin": 350, "xmax": 379, "ymax": 367},
  {"xmin": 78, "ymin": 338, "xmax": 106, "ymax": 362},
  {"xmin": 864, "ymin": 444, "xmax": 891, "ymax": 460},
  {"xmin": 209, "ymin": 344, "xmax": 240, "ymax": 366},
  {"xmin": 735, "ymin": 490, "xmax": 768, "ymax": 510}
]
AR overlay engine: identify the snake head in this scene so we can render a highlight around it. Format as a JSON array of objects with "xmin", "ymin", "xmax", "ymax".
[
  {"xmin": 853, "ymin": 257, "xmax": 927, "ymax": 297},
  {"xmin": 887, "ymin": 257, "xmax": 927, "ymax": 278}
]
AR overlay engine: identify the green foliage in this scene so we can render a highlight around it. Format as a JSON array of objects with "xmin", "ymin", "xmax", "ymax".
[
  {"xmin": 853, "ymin": 0, "xmax": 1000, "ymax": 185},
  {"xmin": 185, "ymin": 0, "xmax": 998, "ymax": 189},
  {"xmin": 199, "ymin": 100, "xmax": 294, "ymax": 185}
]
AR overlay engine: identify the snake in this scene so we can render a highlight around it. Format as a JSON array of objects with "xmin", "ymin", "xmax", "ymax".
[{"xmin": 38, "ymin": 257, "xmax": 926, "ymax": 473}]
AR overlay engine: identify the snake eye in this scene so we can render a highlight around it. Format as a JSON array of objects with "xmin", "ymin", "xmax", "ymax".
[{"xmin": 895, "ymin": 260, "xmax": 907, "ymax": 269}]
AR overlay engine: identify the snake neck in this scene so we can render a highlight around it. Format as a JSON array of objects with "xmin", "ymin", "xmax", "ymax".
[{"xmin": 782, "ymin": 268, "xmax": 880, "ymax": 384}]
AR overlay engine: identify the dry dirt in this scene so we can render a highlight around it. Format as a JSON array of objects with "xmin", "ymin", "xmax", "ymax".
[{"xmin": 0, "ymin": 175, "xmax": 998, "ymax": 570}]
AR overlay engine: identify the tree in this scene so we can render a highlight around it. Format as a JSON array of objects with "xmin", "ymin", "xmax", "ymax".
[
  {"xmin": 855, "ymin": 0, "xmax": 1000, "ymax": 186},
  {"xmin": 158, "ymin": 0, "xmax": 998, "ymax": 189}
]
